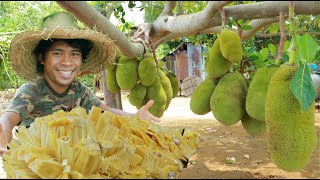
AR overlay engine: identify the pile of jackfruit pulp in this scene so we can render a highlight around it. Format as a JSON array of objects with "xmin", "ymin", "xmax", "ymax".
[
  {"xmin": 190, "ymin": 29, "xmax": 317, "ymax": 172},
  {"xmin": 2, "ymin": 106, "xmax": 200, "ymax": 179},
  {"xmin": 106, "ymin": 52, "xmax": 180, "ymax": 118}
]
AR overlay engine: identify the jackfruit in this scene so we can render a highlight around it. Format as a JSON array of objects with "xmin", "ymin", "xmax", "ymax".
[
  {"xmin": 265, "ymin": 64, "xmax": 317, "ymax": 172},
  {"xmin": 210, "ymin": 72, "xmax": 247, "ymax": 125},
  {"xmin": 147, "ymin": 76, "xmax": 167, "ymax": 108},
  {"xmin": 138, "ymin": 54, "xmax": 157, "ymax": 86},
  {"xmin": 246, "ymin": 66, "xmax": 278, "ymax": 121},
  {"xmin": 108, "ymin": 51, "xmax": 120, "ymax": 70},
  {"xmin": 128, "ymin": 83, "xmax": 147, "ymax": 106},
  {"xmin": 116, "ymin": 56, "xmax": 138, "ymax": 90},
  {"xmin": 205, "ymin": 37, "xmax": 233, "ymax": 79},
  {"xmin": 240, "ymin": 113, "xmax": 266, "ymax": 137},
  {"xmin": 159, "ymin": 69, "xmax": 173, "ymax": 110},
  {"xmin": 190, "ymin": 77, "xmax": 218, "ymax": 115},
  {"xmin": 106, "ymin": 68, "xmax": 120, "ymax": 93},
  {"xmin": 218, "ymin": 29, "xmax": 243, "ymax": 63},
  {"xmin": 163, "ymin": 69, "xmax": 180, "ymax": 98}
]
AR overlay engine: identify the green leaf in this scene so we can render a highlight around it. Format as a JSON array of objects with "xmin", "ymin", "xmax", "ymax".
[
  {"xmin": 268, "ymin": 43, "xmax": 277, "ymax": 56},
  {"xmin": 290, "ymin": 63, "xmax": 316, "ymax": 111},
  {"xmin": 242, "ymin": 24, "xmax": 252, "ymax": 30},
  {"xmin": 259, "ymin": 47, "xmax": 269, "ymax": 61},
  {"xmin": 296, "ymin": 33, "xmax": 319, "ymax": 63}
]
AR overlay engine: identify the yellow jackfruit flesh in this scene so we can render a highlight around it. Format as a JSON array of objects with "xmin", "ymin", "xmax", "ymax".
[
  {"xmin": 246, "ymin": 66, "xmax": 278, "ymax": 122},
  {"xmin": 205, "ymin": 37, "xmax": 233, "ymax": 79},
  {"xmin": 116, "ymin": 56, "xmax": 138, "ymax": 90},
  {"xmin": 240, "ymin": 113, "xmax": 266, "ymax": 137},
  {"xmin": 210, "ymin": 72, "xmax": 247, "ymax": 125},
  {"xmin": 3, "ymin": 106, "xmax": 200, "ymax": 179},
  {"xmin": 265, "ymin": 64, "xmax": 317, "ymax": 172},
  {"xmin": 190, "ymin": 77, "xmax": 217, "ymax": 115},
  {"xmin": 218, "ymin": 29, "xmax": 243, "ymax": 63}
]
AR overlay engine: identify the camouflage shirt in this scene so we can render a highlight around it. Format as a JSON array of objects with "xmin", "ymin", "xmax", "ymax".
[{"xmin": 5, "ymin": 78, "xmax": 101, "ymax": 127}]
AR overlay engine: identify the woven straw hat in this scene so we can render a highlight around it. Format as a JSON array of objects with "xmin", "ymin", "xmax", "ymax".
[{"xmin": 9, "ymin": 12, "xmax": 116, "ymax": 80}]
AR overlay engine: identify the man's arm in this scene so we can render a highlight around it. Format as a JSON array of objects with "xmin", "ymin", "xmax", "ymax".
[
  {"xmin": 0, "ymin": 111, "xmax": 21, "ymax": 155},
  {"xmin": 99, "ymin": 100, "xmax": 161, "ymax": 122}
]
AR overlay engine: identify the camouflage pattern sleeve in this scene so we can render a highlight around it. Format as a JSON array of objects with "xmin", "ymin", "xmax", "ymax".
[
  {"xmin": 4, "ymin": 82, "xmax": 39, "ymax": 126},
  {"xmin": 78, "ymin": 82, "xmax": 102, "ymax": 111}
]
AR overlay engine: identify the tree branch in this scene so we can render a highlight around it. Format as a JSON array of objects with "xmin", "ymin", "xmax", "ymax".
[
  {"xmin": 55, "ymin": 1, "xmax": 144, "ymax": 58},
  {"xmin": 242, "ymin": 18, "xmax": 279, "ymax": 40},
  {"xmin": 256, "ymin": 31, "xmax": 320, "ymax": 38}
]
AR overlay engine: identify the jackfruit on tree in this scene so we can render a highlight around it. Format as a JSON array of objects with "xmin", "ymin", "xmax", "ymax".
[
  {"xmin": 210, "ymin": 72, "xmax": 247, "ymax": 126},
  {"xmin": 190, "ymin": 77, "xmax": 218, "ymax": 115},
  {"xmin": 218, "ymin": 29, "xmax": 243, "ymax": 64},
  {"xmin": 128, "ymin": 83, "xmax": 147, "ymax": 106},
  {"xmin": 246, "ymin": 66, "xmax": 278, "ymax": 121},
  {"xmin": 265, "ymin": 64, "xmax": 317, "ymax": 172},
  {"xmin": 116, "ymin": 56, "xmax": 138, "ymax": 90},
  {"xmin": 163, "ymin": 69, "xmax": 180, "ymax": 98},
  {"xmin": 240, "ymin": 113, "xmax": 266, "ymax": 137},
  {"xmin": 205, "ymin": 37, "xmax": 233, "ymax": 79},
  {"xmin": 138, "ymin": 54, "xmax": 157, "ymax": 86},
  {"xmin": 106, "ymin": 68, "xmax": 120, "ymax": 93}
]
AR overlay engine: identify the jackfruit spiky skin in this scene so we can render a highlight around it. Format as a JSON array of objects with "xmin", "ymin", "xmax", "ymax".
[
  {"xmin": 106, "ymin": 68, "xmax": 120, "ymax": 93},
  {"xmin": 205, "ymin": 37, "xmax": 233, "ymax": 79},
  {"xmin": 116, "ymin": 56, "xmax": 138, "ymax": 90},
  {"xmin": 159, "ymin": 70, "xmax": 173, "ymax": 110},
  {"xmin": 210, "ymin": 72, "xmax": 247, "ymax": 126},
  {"xmin": 265, "ymin": 64, "xmax": 317, "ymax": 172},
  {"xmin": 138, "ymin": 54, "xmax": 157, "ymax": 86},
  {"xmin": 146, "ymin": 76, "xmax": 167, "ymax": 117},
  {"xmin": 163, "ymin": 69, "xmax": 180, "ymax": 98},
  {"xmin": 246, "ymin": 66, "xmax": 278, "ymax": 121},
  {"xmin": 129, "ymin": 83, "xmax": 147, "ymax": 106},
  {"xmin": 218, "ymin": 29, "xmax": 243, "ymax": 64},
  {"xmin": 240, "ymin": 113, "xmax": 266, "ymax": 137},
  {"xmin": 190, "ymin": 77, "xmax": 218, "ymax": 115}
]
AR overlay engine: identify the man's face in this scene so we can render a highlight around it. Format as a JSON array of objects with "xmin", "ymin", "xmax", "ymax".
[{"xmin": 42, "ymin": 40, "xmax": 82, "ymax": 94}]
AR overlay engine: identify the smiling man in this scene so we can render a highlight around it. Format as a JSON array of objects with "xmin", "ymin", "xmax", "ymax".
[{"xmin": 0, "ymin": 12, "xmax": 160, "ymax": 155}]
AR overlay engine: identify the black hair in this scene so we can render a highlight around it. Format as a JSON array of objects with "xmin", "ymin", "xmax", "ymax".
[{"xmin": 33, "ymin": 38, "xmax": 93, "ymax": 73}]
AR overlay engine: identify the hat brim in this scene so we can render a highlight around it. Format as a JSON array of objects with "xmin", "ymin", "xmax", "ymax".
[{"xmin": 9, "ymin": 28, "xmax": 116, "ymax": 80}]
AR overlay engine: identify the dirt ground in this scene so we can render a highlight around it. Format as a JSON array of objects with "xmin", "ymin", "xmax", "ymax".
[{"xmin": 0, "ymin": 90, "xmax": 319, "ymax": 179}]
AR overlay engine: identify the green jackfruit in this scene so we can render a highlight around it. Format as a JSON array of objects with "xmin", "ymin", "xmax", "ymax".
[
  {"xmin": 205, "ymin": 37, "xmax": 233, "ymax": 79},
  {"xmin": 190, "ymin": 77, "xmax": 218, "ymax": 115},
  {"xmin": 116, "ymin": 56, "xmax": 138, "ymax": 90},
  {"xmin": 265, "ymin": 64, "xmax": 317, "ymax": 172},
  {"xmin": 109, "ymin": 51, "xmax": 120, "ymax": 70},
  {"xmin": 147, "ymin": 76, "xmax": 167, "ymax": 108},
  {"xmin": 136, "ymin": 97, "xmax": 147, "ymax": 110},
  {"xmin": 148, "ymin": 103, "xmax": 166, "ymax": 118},
  {"xmin": 240, "ymin": 113, "xmax": 266, "ymax": 137},
  {"xmin": 218, "ymin": 29, "xmax": 243, "ymax": 63},
  {"xmin": 246, "ymin": 66, "xmax": 278, "ymax": 121},
  {"xmin": 128, "ymin": 83, "xmax": 147, "ymax": 106},
  {"xmin": 210, "ymin": 72, "xmax": 247, "ymax": 126},
  {"xmin": 159, "ymin": 69, "xmax": 173, "ymax": 110},
  {"xmin": 163, "ymin": 69, "xmax": 180, "ymax": 98},
  {"xmin": 138, "ymin": 54, "xmax": 157, "ymax": 86},
  {"xmin": 106, "ymin": 69, "xmax": 120, "ymax": 93}
]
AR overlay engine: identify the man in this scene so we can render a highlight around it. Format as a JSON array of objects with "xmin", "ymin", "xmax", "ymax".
[{"xmin": 0, "ymin": 12, "xmax": 160, "ymax": 155}]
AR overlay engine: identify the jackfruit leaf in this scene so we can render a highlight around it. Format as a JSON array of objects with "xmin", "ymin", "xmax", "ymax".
[
  {"xmin": 295, "ymin": 34, "xmax": 319, "ymax": 63},
  {"xmin": 259, "ymin": 48, "xmax": 269, "ymax": 62},
  {"xmin": 290, "ymin": 63, "xmax": 316, "ymax": 111},
  {"xmin": 268, "ymin": 43, "xmax": 277, "ymax": 57}
]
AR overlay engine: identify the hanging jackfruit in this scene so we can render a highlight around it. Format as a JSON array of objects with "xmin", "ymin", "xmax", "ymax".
[
  {"xmin": 116, "ymin": 56, "xmax": 138, "ymax": 90},
  {"xmin": 205, "ymin": 37, "xmax": 233, "ymax": 79},
  {"xmin": 190, "ymin": 77, "xmax": 218, "ymax": 115},
  {"xmin": 106, "ymin": 68, "xmax": 120, "ymax": 93},
  {"xmin": 138, "ymin": 54, "xmax": 157, "ymax": 86},
  {"xmin": 240, "ymin": 113, "xmax": 266, "ymax": 137},
  {"xmin": 218, "ymin": 29, "xmax": 243, "ymax": 64},
  {"xmin": 128, "ymin": 83, "xmax": 147, "ymax": 106},
  {"xmin": 210, "ymin": 72, "xmax": 247, "ymax": 125},
  {"xmin": 246, "ymin": 66, "xmax": 278, "ymax": 121},
  {"xmin": 162, "ymin": 69, "xmax": 180, "ymax": 98},
  {"xmin": 265, "ymin": 64, "xmax": 317, "ymax": 172}
]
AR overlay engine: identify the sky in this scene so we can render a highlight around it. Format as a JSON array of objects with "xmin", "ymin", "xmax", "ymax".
[{"xmin": 109, "ymin": 1, "xmax": 145, "ymax": 26}]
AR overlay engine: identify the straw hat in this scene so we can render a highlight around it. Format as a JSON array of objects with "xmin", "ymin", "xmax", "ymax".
[{"xmin": 9, "ymin": 12, "xmax": 116, "ymax": 80}]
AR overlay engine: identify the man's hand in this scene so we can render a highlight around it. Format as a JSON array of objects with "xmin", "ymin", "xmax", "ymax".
[
  {"xmin": 136, "ymin": 100, "xmax": 161, "ymax": 123},
  {"xmin": 0, "ymin": 147, "xmax": 8, "ymax": 157},
  {"xmin": 0, "ymin": 123, "xmax": 8, "ymax": 156}
]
